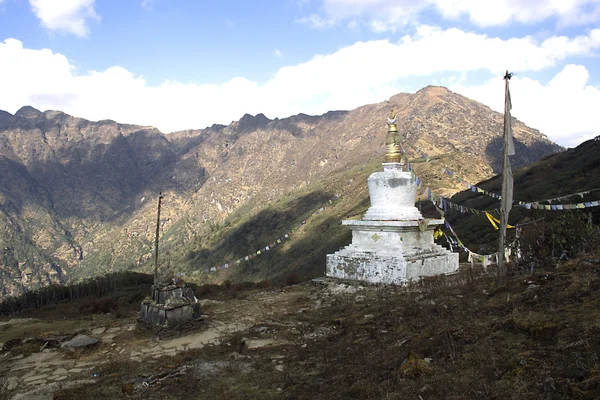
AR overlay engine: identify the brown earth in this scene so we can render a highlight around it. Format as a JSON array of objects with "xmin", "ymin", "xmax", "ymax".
[{"xmin": 2, "ymin": 251, "xmax": 600, "ymax": 399}]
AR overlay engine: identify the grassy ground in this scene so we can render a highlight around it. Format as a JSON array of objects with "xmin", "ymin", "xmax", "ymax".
[{"xmin": 36, "ymin": 246, "xmax": 600, "ymax": 400}]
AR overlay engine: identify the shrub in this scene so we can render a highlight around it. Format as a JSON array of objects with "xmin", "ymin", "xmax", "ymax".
[
  {"xmin": 518, "ymin": 212, "xmax": 597, "ymax": 270},
  {"xmin": 283, "ymin": 272, "xmax": 302, "ymax": 286},
  {"xmin": 78, "ymin": 298, "xmax": 118, "ymax": 315},
  {"xmin": 256, "ymin": 280, "xmax": 271, "ymax": 289}
]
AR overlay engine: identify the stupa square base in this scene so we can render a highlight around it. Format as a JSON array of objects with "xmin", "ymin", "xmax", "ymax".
[
  {"xmin": 327, "ymin": 251, "xmax": 458, "ymax": 285},
  {"xmin": 326, "ymin": 220, "xmax": 459, "ymax": 285}
]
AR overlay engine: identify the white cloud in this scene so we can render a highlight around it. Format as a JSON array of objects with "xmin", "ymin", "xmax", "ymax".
[
  {"xmin": 451, "ymin": 65, "xmax": 600, "ymax": 148},
  {"xmin": 29, "ymin": 0, "xmax": 99, "ymax": 37},
  {"xmin": 273, "ymin": 48, "xmax": 283, "ymax": 58},
  {"xmin": 0, "ymin": 27, "xmax": 599, "ymax": 147},
  {"xmin": 309, "ymin": 0, "xmax": 600, "ymax": 31},
  {"xmin": 296, "ymin": 13, "xmax": 336, "ymax": 29}
]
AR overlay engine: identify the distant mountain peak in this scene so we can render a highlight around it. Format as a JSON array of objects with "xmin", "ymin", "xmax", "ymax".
[
  {"xmin": 236, "ymin": 112, "xmax": 272, "ymax": 133},
  {"xmin": 15, "ymin": 106, "xmax": 42, "ymax": 119}
]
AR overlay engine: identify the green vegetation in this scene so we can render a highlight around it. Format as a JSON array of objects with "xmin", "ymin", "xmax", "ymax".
[
  {"xmin": 0, "ymin": 271, "xmax": 152, "ymax": 316},
  {"xmin": 155, "ymin": 160, "xmax": 380, "ymax": 285},
  {"xmin": 428, "ymin": 137, "xmax": 600, "ymax": 257}
]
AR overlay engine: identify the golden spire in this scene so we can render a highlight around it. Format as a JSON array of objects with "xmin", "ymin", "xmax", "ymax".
[{"xmin": 385, "ymin": 109, "xmax": 401, "ymax": 163}]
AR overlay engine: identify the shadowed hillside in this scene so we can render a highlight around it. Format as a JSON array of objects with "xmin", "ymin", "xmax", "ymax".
[{"xmin": 0, "ymin": 86, "xmax": 562, "ymax": 296}]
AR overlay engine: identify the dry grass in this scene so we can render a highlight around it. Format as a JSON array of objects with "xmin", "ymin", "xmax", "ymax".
[{"xmin": 21, "ymin": 249, "xmax": 600, "ymax": 399}]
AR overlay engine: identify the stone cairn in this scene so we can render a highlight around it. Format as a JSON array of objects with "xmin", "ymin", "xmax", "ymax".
[{"xmin": 139, "ymin": 281, "xmax": 201, "ymax": 327}]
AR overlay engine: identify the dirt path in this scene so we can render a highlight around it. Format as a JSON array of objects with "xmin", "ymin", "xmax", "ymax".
[{"xmin": 1, "ymin": 283, "xmax": 326, "ymax": 399}]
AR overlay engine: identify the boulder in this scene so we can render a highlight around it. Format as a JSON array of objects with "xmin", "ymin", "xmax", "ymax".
[{"xmin": 60, "ymin": 334, "xmax": 99, "ymax": 349}]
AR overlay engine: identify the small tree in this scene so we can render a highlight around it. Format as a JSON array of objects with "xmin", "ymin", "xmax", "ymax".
[{"xmin": 518, "ymin": 212, "xmax": 596, "ymax": 271}]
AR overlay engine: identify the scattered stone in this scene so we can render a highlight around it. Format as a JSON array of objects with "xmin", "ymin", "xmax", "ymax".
[
  {"xmin": 53, "ymin": 368, "xmax": 68, "ymax": 375},
  {"xmin": 7, "ymin": 377, "xmax": 18, "ymax": 390},
  {"xmin": 527, "ymin": 284, "xmax": 541, "ymax": 291},
  {"xmin": 275, "ymin": 364, "xmax": 284, "ymax": 372},
  {"xmin": 23, "ymin": 374, "xmax": 48, "ymax": 383},
  {"xmin": 199, "ymin": 299, "xmax": 223, "ymax": 307},
  {"xmin": 102, "ymin": 334, "xmax": 116, "ymax": 343},
  {"xmin": 22, "ymin": 370, "xmax": 36, "ymax": 379},
  {"xmin": 61, "ymin": 335, "xmax": 99, "ymax": 349},
  {"xmin": 544, "ymin": 377, "xmax": 556, "ymax": 392},
  {"xmin": 328, "ymin": 283, "xmax": 358, "ymax": 295},
  {"xmin": 3, "ymin": 338, "xmax": 23, "ymax": 351},
  {"xmin": 290, "ymin": 328, "xmax": 301, "ymax": 335},
  {"xmin": 0, "ymin": 318, "xmax": 38, "ymax": 327},
  {"xmin": 257, "ymin": 326, "xmax": 268, "ymax": 334},
  {"xmin": 106, "ymin": 327, "xmax": 121, "ymax": 333},
  {"xmin": 91, "ymin": 327, "xmax": 106, "ymax": 335}
]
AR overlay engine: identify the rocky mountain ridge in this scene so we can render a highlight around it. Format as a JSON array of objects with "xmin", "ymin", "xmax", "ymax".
[{"xmin": 0, "ymin": 86, "xmax": 561, "ymax": 296}]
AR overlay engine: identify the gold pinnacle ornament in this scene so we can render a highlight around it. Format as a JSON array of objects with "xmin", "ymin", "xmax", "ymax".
[{"xmin": 385, "ymin": 109, "xmax": 402, "ymax": 163}]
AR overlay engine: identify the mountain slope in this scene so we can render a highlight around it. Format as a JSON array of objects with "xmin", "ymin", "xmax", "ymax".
[
  {"xmin": 439, "ymin": 136, "xmax": 600, "ymax": 255},
  {"xmin": 0, "ymin": 86, "xmax": 561, "ymax": 296}
]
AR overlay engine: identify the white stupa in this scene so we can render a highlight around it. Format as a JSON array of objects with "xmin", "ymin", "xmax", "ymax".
[{"xmin": 326, "ymin": 111, "xmax": 458, "ymax": 284}]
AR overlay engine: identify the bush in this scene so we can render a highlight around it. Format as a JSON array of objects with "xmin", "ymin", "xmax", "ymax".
[
  {"xmin": 518, "ymin": 212, "xmax": 597, "ymax": 270},
  {"xmin": 283, "ymin": 272, "xmax": 302, "ymax": 286},
  {"xmin": 78, "ymin": 298, "xmax": 118, "ymax": 315},
  {"xmin": 256, "ymin": 280, "xmax": 271, "ymax": 289}
]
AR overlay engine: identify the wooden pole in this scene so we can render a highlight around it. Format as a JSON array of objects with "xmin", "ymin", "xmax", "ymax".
[{"xmin": 153, "ymin": 192, "xmax": 164, "ymax": 286}]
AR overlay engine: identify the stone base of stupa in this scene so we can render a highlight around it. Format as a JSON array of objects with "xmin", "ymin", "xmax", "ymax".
[{"xmin": 326, "ymin": 220, "xmax": 459, "ymax": 285}]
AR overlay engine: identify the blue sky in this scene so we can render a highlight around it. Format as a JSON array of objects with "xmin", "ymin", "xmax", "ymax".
[{"xmin": 0, "ymin": 0, "xmax": 599, "ymax": 147}]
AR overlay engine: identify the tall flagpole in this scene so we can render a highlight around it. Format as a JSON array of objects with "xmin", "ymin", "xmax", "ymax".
[
  {"xmin": 153, "ymin": 192, "xmax": 164, "ymax": 286},
  {"xmin": 498, "ymin": 71, "xmax": 514, "ymax": 285}
]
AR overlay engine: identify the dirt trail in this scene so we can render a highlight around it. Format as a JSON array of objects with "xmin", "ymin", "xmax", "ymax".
[{"xmin": 0, "ymin": 284, "xmax": 324, "ymax": 399}]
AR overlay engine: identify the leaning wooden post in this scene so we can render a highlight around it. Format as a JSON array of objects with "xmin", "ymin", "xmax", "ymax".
[{"xmin": 153, "ymin": 192, "xmax": 164, "ymax": 286}]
